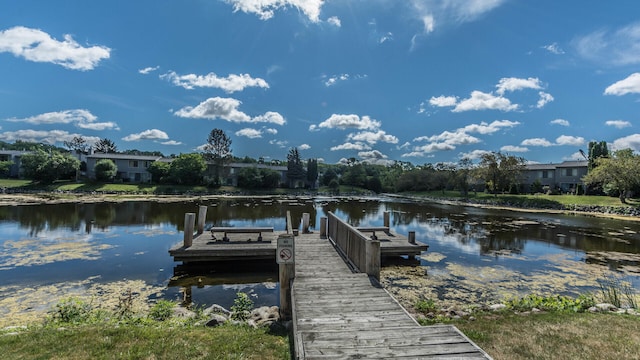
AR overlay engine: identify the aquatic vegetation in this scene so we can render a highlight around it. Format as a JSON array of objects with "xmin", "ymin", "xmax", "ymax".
[
  {"xmin": 504, "ymin": 294, "xmax": 596, "ymax": 313},
  {"xmin": 598, "ymin": 275, "xmax": 639, "ymax": 309}
]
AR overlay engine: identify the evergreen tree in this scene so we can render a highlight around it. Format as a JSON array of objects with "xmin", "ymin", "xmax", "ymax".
[
  {"xmin": 286, "ymin": 147, "xmax": 306, "ymax": 187},
  {"xmin": 202, "ymin": 129, "xmax": 232, "ymax": 185}
]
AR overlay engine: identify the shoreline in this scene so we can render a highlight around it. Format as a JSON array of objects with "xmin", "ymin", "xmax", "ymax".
[{"xmin": 0, "ymin": 192, "xmax": 639, "ymax": 222}]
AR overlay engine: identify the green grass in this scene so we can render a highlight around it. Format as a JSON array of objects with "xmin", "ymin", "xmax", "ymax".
[
  {"xmin": 0, "ymin": 324, "xmax": 290, "ymax": 360},
  {"xmin": 457, "ymin": 312, "xmax": 640, "ymax": 360}
]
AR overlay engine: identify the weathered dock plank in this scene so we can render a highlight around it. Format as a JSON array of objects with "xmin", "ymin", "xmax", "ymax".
[{"xmin": 292, "ymin": 232, "xmax": 491, "ymax": 360}]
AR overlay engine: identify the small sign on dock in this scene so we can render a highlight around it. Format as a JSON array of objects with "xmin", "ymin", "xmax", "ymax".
[{"xmin": 277, "ymin": 234, "xmax": 295, "ymax": 264}]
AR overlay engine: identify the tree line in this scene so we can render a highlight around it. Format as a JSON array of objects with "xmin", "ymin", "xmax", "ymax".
[{"xmin": 4, "ymin": 133, "xmax": 640, "ymax": 202}]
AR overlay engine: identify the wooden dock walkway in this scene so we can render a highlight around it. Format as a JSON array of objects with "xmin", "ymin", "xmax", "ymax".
[
  {"xmin": 291, "ymin": 234, "xmax": 491, "ymax": 359},
  {"xmin": 169, "ymin": 229, "xmax": 427, "ymax": 263}
]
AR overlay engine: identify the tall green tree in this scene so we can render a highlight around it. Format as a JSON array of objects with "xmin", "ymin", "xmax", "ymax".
[
  {"xmin": 64, "ymin": 136, "xmax": 89, "ymax": 156},
  {"xmin": 147, "ymin": 161, "xmax": 170, "ymax": 183},
  {"xmin": 306, "ymin": 159, "xmax": 318, "ymax": 188},
  {"xmin": 588, "ymin": 141, "xmax": 609, "ymax": 170},
  {"xmin": 202, "ymin": 129, "xmax": 232, "ymax": 186},
  {"xmin": 286, "ymin": 147, "xmax": 306, "ymax": 187},
  {"xmin": 94, "ymin": 159, "xmax": 117, "ymax": 182},
  {"xmin": 583, "ymin": 148, "xmax": 640, "ymax": 203},
  {"xmin": 93, "ymin": 138, "xmax": 118, "ymax": 153},
  {"xmin": 476, "ymin": 152, "xmax": 526, "ymax": 196},
  {"xmin": 168, "ymin": 153, "xmax": 206, "ymax": 185},
  {"xmin": 21, "ymin": 149, "xmax": 80, "ymax": 183}
]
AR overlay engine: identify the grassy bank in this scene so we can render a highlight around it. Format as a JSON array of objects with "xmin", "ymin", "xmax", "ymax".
[
  {"xmin": 407, "ymin": 190, "xmax": 640, "ymax": 208},
  {"xmin": 1, "ymin": 324, "xmax": 290, "ymax": 360},
  {"xmin": 457, "ymin": 312, "xmax": 640, "ymax": 360}
]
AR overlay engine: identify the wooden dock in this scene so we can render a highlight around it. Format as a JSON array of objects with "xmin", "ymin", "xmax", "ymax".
[
  {"xmin": 169, "ymin": 229, "xmax": 428, "ymax": 263},
  {"xmin": 292, "ymin": 231, "xmax": 491, "ymax": 359}
]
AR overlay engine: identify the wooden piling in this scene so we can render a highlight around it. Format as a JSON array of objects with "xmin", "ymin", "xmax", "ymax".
[
  {"xmin": 408, "ymin": 231, "xmax": 416, "ymax": 245},
  {"xmin": 320, "ymin": 216, "xmax": 327, "ymax": 237},
  {"xmin": 366, "ymin": 238, "xmax": 381, "ymax": 281},
  {"xmin": 279, "ymin": 262, "xmax": 294, "ymax": 320},
  {"xmin": 183, "ymin": 212, "xmax": 195, "ymax": 247},
  {"xmin": 197, "ymin": 205, "xmax": 207, "ymax": 235},
  {"xmin": 383, "ymin": 211, "xmax": 390, "ymax": 228},
  {"xmin": 302, "ymin": 212, "xmax": 310, "ymax": 233}
]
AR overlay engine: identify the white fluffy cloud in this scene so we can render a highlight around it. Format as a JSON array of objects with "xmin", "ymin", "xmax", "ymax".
[
  {"xmin": 161, "ymin": 140, "xmax": 182, "ymax": 145},
  {"xmin": 550, "ymin": 119, "xmax": 570, "ymax": 126},
  {"xmin": 408, "ymin": 120, "xmax": 519, "ymax": 157},
  {"xmin": 496, "ymin": 77, "xmax": 543, "ymax": 95},
  {"xmin": 611, "ymin": 134, "xmax": 640, "ymax": 152},
  {"xmin": 327, "ymin": 16, "xmax": 341, "ymax": 27},
  {"xmin": 347, "ymin": 130, "xmax": 398, "ymax": 145},
  {"xmin": 0, "ymin": 26, "xmax": 110, "ymax": 70},
  {"xmin": 604, "ymin": 73, "xmax": 640, "ymax": 96},
  {"xmin": 139, "ymin": 66, "xmax": 159, "ymax": 75},
  {"xmin": 359, "ymin": 150, "xmax": 393, "ymax": 165},
  {"xmin": 0, "ymin": 129, "xmax": 100, "ymax": 145},
  {"xmin": 330, "ymin": 142, "xmax": 371, "ymax": 151},
  {"xmin": 429, "ymin": 95, "xmax": 458, "ymax": 107},
  {"xmin": 453, "ymin": 91, "xmax": 517, "ymax": 112},
  {"xmin": 537, "ymin": 92, "xmax": 554, "ymax": 108},
  {"xmin": 430, "ymin": 77, "xmax": 551, "ymax": 112},
  {"xmin": 224, "ymin": 0, "xmax": 323, "ymax": 22},
  {"xmin": 299, "ymin": 144, "xmax": 311, "ymax": 150},
  {"xmin": 174, "ymin": 97, "xmax": 285, "ymax": 125},
  {"xmin": 521, "ymin": 138, "xmax": 553, "ymax": 147},
  {"xmin": 500, "ymin": 145, "xmax": 528, "ymax": 152},
  {"xmin": 122, "ymin": 129, "xmax": 169, "ymax": 142},
  {"xmin": 235, "ymin": 128, "xmax": 263, "ymax": 139},
  {"xmin": 161, "ymin": 71, "xmax": 269, "ymax": 93},
  {"xmin": 309, "ymin": 114, "xmax": 381, "ymax": 131},
  {"xmin": 555, "ymin": 135, "xmax": 585, "ymax": 146},
  {"xmin": 459, "ymin": 149, "xmax": 491, "ymax": 160},
  {"xmin": 606, "ymin": 120, "xmax": 632, "ymax": 129},
  {"xmin": 521, "ymin": 135, "xmax": 585, "ymax": 147},
  {"xmin": 7, "ymin": 109, "xmax": 119, "ymax": 131}
]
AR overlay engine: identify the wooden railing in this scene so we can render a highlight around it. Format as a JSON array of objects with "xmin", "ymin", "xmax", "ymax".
[{"xmin": 326, "ymin": 211, "xmax": 380, "ymax": 280}]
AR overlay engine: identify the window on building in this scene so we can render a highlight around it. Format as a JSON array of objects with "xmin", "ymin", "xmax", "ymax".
[{"xmin": 129, "ymin": 160, "xmax": 139, "ymax": 168}]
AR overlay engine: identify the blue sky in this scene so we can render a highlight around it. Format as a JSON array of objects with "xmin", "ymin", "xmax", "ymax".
[{"xmin": 1, "ymin": 0, "xmax": 640, "ymax": 165}]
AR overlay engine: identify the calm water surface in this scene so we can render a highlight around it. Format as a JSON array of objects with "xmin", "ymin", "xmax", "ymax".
[{"xmin": 1, "ymin": 197, "xmax": 639, "ymax": 320}]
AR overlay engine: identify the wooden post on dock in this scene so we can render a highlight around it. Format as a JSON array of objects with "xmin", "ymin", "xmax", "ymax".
[
  {"xmin": 320, "ymin": 217, "xmax": 327, "ymax": 237},
  {"xmin": 184, "ymin": 213, "xmax": 195, "ymax": 247},
  {"xmin": 278, "ymin": 233, "xmax": 295, "ymax": 320},
  {"xmin": 365, "ymin": 239, "xmax": 381, "ymax": 281},
  {"xmin": 279, "ymin": 262, "xmax": 294, "ymax": 320},
  {"xmin": 408, "ymin": 231, "xmax": 416, "ymax": 245},
  {"xmin": 383, "ymin": 211, "xmax": 390, "ymax": 228},
  {"xmin": 302, "ymin": 213, "xmax": 310, "ymax": 233},
  {"xmin": 197, "ymin": 205, "xmax": 207, "ymax": 235}
]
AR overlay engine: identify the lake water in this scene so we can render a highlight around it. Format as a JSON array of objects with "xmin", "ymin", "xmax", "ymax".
[{"xmin": 1, "ymin": 196, "xmax": 639, "ymax": 325}]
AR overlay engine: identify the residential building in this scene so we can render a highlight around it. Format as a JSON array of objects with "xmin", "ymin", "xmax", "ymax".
[
  {"xmin": 223, "ymin": 162, "xmax": 288, "ymax": 186},
  {"xmin": 0, "ymin": 150, "xmax": 29, "ymax": 178},
  {"xmin": 522, "ymin": 160, "xmax": 588, "ymax": 193},
  {"xmin": 85, "ymin": 153, "xmax": 163, "ymax": 183}
]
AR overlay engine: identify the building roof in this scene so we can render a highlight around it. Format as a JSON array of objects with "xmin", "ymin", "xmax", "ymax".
[
  {"xmin": 229, "ymin": 162, "xmax": 288, "ymax": 171},
  {"xmin": 525, "ymin": 160, "xmax": 587, "ymax": 171},
  {"xmin": 87, "ymin": 153, "xmax": 163, "ymax": 161}
]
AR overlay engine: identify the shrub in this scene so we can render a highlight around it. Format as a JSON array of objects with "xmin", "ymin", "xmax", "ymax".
[
  {"xmin": 48, "ymin": 297, "xmax": 92, "ymax": 324},
  {"xmin": 415, "ymin": 298, "xmax": 437, "ymax": 314},
  {"xmin": 230, "ymin": 292, "xmax": 254, "ymax": 321},
  {"xmin": 149, "ymin": 300, "xmax": 175, "ymax": 321}
]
